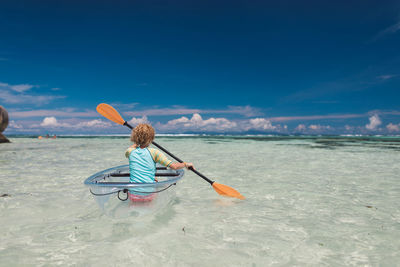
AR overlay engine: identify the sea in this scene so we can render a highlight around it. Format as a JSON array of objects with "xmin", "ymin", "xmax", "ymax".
[{"xmin": 0, "ymin": 135, "xmax": 399, "ymax": 266}]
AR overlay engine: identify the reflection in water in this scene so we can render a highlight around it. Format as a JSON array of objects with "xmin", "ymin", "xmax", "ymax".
[{"xmin": 214, "ymin": 199, "xmax": 237, "ymax": 207}]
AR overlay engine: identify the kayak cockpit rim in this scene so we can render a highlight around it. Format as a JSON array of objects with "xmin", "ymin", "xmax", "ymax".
[{"xmin": 84, "ymin": 164, "xmax": 184, "ymax": 188}]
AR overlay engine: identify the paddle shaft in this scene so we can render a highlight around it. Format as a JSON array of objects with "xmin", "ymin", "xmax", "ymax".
[{"xmin": 124, "ymin": 121, "xmax": 215, "ymax": 185}]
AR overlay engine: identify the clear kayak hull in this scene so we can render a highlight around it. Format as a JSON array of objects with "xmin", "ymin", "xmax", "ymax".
[{"xmin": 84, "ymin": 165, "xmax": 184, "ymax": 218}]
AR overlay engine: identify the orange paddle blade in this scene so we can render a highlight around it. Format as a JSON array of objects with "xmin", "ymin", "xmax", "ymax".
[
  {"xmin": 212, "ymin": 182, "xmax": 245, "ymax": 200},
  {"xmin": 96, "ymin": 103, "xmax": 125, "ymax": 125}
]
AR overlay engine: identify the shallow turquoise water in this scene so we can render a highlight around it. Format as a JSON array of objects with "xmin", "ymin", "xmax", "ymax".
[{"xmin": 0, "ymin": 136, "xmax": 399, "ymax": 266}]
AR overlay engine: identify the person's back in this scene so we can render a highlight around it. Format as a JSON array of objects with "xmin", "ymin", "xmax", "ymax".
[
  {"xmin": 128, "ymin": 146, "xmax": 156, "ymax": 184},
  {"xmin": 125, "ymin": 123, "xmax": 194, "ymax": 201}
]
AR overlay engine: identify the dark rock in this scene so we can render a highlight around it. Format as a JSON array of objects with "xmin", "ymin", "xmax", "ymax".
[
  {"xmin": 0, "ymin": 106, "xmax": 9, "ymax": 132},
  {"xmin": 0, "ymin": 133, "xmax": 9, "ymax": 143},
  {"xmin": 0, "ymin": 106, "xmax": 10, "ymax": 143}
]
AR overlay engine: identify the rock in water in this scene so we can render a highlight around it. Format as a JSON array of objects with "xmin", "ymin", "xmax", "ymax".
[{"xmin": 0, "ymin": 106, "xmax": 10, "ymax": 143}]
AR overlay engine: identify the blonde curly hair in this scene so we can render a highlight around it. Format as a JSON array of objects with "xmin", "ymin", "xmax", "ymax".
[{"xmin": 130, "ymin": 123, "xmax": 155, "ymax": 148}]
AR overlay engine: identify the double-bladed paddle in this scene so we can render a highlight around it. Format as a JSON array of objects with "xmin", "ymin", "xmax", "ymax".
[{"xmin": 96, "ymin": 103, "xmax": 245, "ymax": 200}]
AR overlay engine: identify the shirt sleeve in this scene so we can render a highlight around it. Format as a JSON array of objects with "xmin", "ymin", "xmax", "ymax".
[
  {"xmin": 148, "ymin": 148, "xmax": 172, "ymax": 167},
  {"xmin": 125, "ymin": 146, "xmax": 135, "ymax": 158}
]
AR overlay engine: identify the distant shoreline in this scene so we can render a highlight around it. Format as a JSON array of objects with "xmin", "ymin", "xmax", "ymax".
[{"xmin": 4, "ymin": 134, "xmax": 400, "ymax": 140}]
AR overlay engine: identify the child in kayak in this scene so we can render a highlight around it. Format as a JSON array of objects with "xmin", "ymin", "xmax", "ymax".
[{"xmin": 125, "ymin": 123, "xmax": 194, "ymax": 201}]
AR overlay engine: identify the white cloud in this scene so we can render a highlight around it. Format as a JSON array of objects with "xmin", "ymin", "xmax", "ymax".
[
  {"xmin": 160, "ymin": 115, "xmax": 284, "ymax": 133},
  {"xmin": 269, "ymin": 113, "xmax": 364, "ymax": 122},
  {"xmin": 0, "ymin": 82, "xmax": 11, "ymax": 87},
  {"xmin": 374, "ymin": 21, "xmax": 400, "ymax": 40},
  {"xmin": 8, "ymin": 120, "xmax": 23, "ymax": 129},
  {"xmin": 0, "ymin": 81, "xmax": 64, "ymax": 105},
  {"xmin": 11, "ymin": 84, "xmax": 35, "ymax": 93},
  {"xmin": 40, "ymin": 117, "xmax": 60, "ymax": 127},
  {"xmin": 159, "ymin": 115, "xmax": 295, "ymax": 133},
  {"xmin": 39, "ymin": 117, "xmax": 112, "ymax": 129},
  {"xmin": 366, "ymin": 114, "xmax": 382, "ymax": 130},
  {"xmin": 293, "ymin": 124, "xmax": 331, "ymax": 132},
  {"xmin": 159, "ymin": 113, "xmax": 237, "ymax": 132},
  {"xmin": 378, "ymin": 74, "xmax": 397, "ymax": 81},
  {"xmin": 386, "ymin": 123, "xmax": 400, "ymax": 132},
  {"xmin": 0, "ymin": 90, "xmax": 64, "ymax": 104},
  {"xmin": 128, "ymin": 116, "xmax": 149, "ymax": 126},
  {"xmin": 226, "ymin": 105, "xmax": 263, "ymax": 117},
  {"xmin": 248, "ymin": 118, "xmax": 276, "ymax": 130},
  {"xmin": 295, "ymin": 124, "xmax": 306, "ymax": 131},
  {"xmin": 76, "ymin": 119, "xmax": 112, "ymax": 128},
  {"xmin": 308, "ymin": 124, "xmax": 331, "ymax": 131},
  {"xmin": 10, "ymin": 109, "xmax": 97, "ymax": 118},
  {"xmin": 110, "ymin": 102, "xmax": 139, "ymax": 110},
  {"xmin": 345, "ymin": 125, "xmax": 353, "ymax": 131},
  {"xmin": 167, "ymin": 116, "xmax": 190, "ymax": 125},
  {"xmin": 0, "ymin": 82, "xmax": 35, "ymax": 92}
]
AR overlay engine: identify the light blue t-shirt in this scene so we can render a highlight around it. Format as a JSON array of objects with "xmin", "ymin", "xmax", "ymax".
[{"xmin": 128, "ymin": 147, "xmax": 156, "ymax": 184}]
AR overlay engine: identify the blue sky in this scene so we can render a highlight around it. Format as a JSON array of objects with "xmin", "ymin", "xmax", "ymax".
[{"xmin": 1, "ymin": 0, "xmax": 400, "ymax": 135}]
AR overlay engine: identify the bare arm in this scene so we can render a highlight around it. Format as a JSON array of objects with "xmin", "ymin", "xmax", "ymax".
[
  {"xmin": 148, "ymin": 148, "xmax": 194, "ymax": 170},
  {"xmin": 169, "ymin": 162, "xmax": 194, "ymax": 170}
]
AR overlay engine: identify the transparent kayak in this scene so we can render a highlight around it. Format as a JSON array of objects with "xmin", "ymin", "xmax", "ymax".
[{"xmin": 84, "ymin": 165, "xmax": 184, "ymax": 218}]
